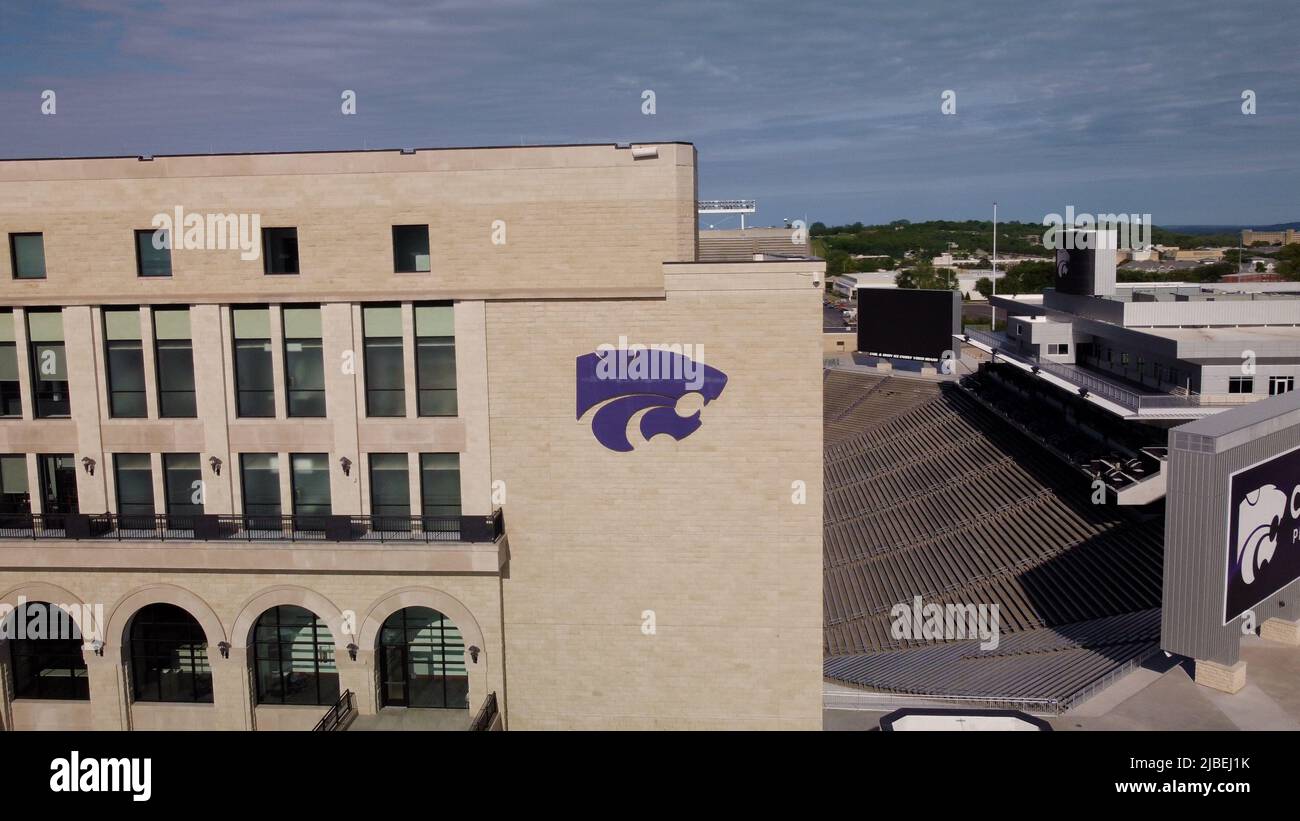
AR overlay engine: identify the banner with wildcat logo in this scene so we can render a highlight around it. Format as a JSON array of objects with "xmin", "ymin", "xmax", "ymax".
[{"xmin": 1224, "ymin": 444, "xmax": 1300, "ymax": 624}]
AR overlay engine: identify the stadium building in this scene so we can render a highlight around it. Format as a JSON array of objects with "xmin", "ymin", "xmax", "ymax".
[
  {"xmin": 0, "ymin": 143, "xmax": 824, "ymax": 731},
  {"xmin": 824, "ymin": 232, "xmax": 1300, "ymax": 714}
]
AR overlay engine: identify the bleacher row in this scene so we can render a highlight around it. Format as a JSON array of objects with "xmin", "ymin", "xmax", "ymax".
[
  {"xmin": 821, "ymin": 369, "xmax": 1165, "ymax": 709},
  {"xmin": 823, "ymin": 370, "xmax": 941, "ymax": 446}
]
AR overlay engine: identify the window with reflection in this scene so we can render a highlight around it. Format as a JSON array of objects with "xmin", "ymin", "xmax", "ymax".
[
  {"xmin": 283, "ymin": 306, "xmax": 325, "ymax": 417},
  {"xmin": 26, "ymin": 310, "xmax": 68, "ymax": 417},
  {"xmin": 104, "ymin": 308, "xmax": 146, "ymax": 418},
  {"xmin": 233, "ymin": 307, "xmax": 274, "ymax": 417},
  {"xmin": 0, "ymin": 454, "xmax": 30, "ymax": 520},
  {"xmin": 163, "ymin": 453, "xmax": 203, "ymax": 520},
  {"xmin": 290, "ymin": 453, "xmax": 331, "ymax": 517},
  {"xmin": 129, "ymin": 603, "xmax": 213, "ymax": 703},
  {"xmin": 8, "ymin": 601, "xmax": 89, "ymax": 700},
  {"xmin": 153, "ymin": 308, "xmax": 196, "ymax": 418},
  {"xmin": 368, "ymin": 453, "xmax": 409, "ymax": 526},
  {"xmin": 363, "ymin": 306, "xmax": 404, "ymax": 417},
  {"xmin": 415, "ymin": 304, "xmax": 456, "ymax": 416},
  {"xmin": 240, "ymin": 453, "xmax": 281, "ymax": 524},
  {"xmin": 253, "ymin": 605, "xmax": 339, "ymax": 706},
  {"xmin": 420, "ymin": 453, "xmax": 461, "ymax": 519},
  {"xmin": 378, "ymin": 607, "xmax": 467, "ymax": 709},
  {"xmin": 135, "ymin": 228, "xmax": 172, "ymax": 277},
  {"xmin": 0, "ymin": 311, "xmax": 21, "ymax": 417},
  {"xmin": 113, "ymin": 453, "xmax": 155, "ymax": 522}
]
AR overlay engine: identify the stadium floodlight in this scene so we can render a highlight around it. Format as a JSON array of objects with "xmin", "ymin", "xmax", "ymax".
[{"xmin": 697, "ymin": 199, "xmax": 757, "ymax": 229}]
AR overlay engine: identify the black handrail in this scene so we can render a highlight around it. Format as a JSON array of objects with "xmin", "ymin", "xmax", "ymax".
[
  {"xmin": 313, "ymin": 689, "xmax": 355, "ymax": 732},
  {"xmin": 467, "ymin": 691, "xmax": 499, "ymax": 732},
  {"xmin": 0, "ymin": 510, "xmax": 505, "ymax": 544}
]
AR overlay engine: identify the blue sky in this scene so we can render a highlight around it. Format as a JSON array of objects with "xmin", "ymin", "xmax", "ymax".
[{"xmin": 1, "ymin": 0, "xmax": 1298, "ymax": 226}]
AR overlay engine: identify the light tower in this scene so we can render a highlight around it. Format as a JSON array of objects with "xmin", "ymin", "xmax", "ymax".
[{"xmin": 697, "ymin": 199, "xmax": 757, "ymax": 230}]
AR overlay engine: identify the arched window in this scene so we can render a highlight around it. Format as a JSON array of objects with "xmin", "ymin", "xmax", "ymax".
[
  {"xmin": 129, "ymin": 603, "xmax": 212, "ymax": 703},
  {"xmin": 253, "ymin": 605, "xmax": 339, "ymax": 706},
  {"xmin": 6, "ymin": 600, "xmax": 89, "ymax": 700},
  {"xmin": 377, "ymin": 607, "xmax": 467, "ymax": 709}
]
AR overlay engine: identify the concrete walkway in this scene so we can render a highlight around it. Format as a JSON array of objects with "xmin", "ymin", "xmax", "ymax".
[{"xmin": 348, "ymin": 707, "xmax": 470, "ymax": 731}]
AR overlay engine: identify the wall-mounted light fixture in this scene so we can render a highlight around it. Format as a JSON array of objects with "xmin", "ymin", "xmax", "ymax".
[
  {"xmin": 209, "ymin": 456, "xmax": 222, "ymax": 476},
  {"xmin": 468, "ymin": 645, "xmax": 480, "ymax": 664},
  {"xmin": 217, "ymin": 641, "xmax": 231, "ymax": 659},
  {"xmin": 339, "ymin": 456, "xmax": 352, "ymax": 477},
  {"xmin": 90, "ymin": 639, "xmax": 105, "ymax": 657},
  {"xmin": 347, "ymin": 643, "xmax": 358, "ymax": 662},
  {"xmin": 81, "ymin": 456, "xmax": 96, "ymax": 476}
]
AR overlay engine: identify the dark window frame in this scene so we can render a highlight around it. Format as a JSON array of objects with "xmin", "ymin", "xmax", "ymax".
[
  {"xmin": 252, "ymin": 605, "xmax": 339, "ymax": 707},
  {"xmin": 134, "ymin": 228, "xmax": 172, "ymax": 278},
  {"xmin": 391, "ymin": 224, "xmax": 431, "ymax": 273},
  {"xmin": 103, "ymin": 309, "xmax": 147, "ymax": 419},
  {"xmin": 232, "ymin": 308, "xmax": 275, "ymax": 418},
  {"xmin": 128, "ymin": 603, "xmax": 213, "ymax": 704},
  {"xmin": 9, "ymin": 601, "xmax": 89, "ymax": 701},
  {"xmin": 261, "ymin": 227, "xmax": 300, "ymax": 275},
  {"xmin": 9, "ymin": 232, "xmax": 46, "ymax": 280}
]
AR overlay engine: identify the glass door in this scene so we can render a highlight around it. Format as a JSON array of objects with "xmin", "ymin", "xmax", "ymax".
[
  {"xmin": 381, "ymin": 645, "xmax": 407, "ymax": 706},
  {"xmin": 38, "ymin": 454, "xmax": 78, "ymax": 515}
]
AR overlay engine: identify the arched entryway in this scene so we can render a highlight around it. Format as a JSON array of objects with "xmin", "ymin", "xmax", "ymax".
[
  {"xmin": 376, "ymin": 607, "xmax": 468, "ymax": 709},
  {"xmin": 126, "ymin": 603, "xmax": 213, "ymax": 703},
  {"xmin": 2, "ymin": 600, "xmax": 89, "ymax": 701},
  {"xmin": 250, "ymin": 605, "xmax": 340, "ymax": 706}
]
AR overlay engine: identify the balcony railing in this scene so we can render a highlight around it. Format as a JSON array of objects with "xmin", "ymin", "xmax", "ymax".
[{"xmin": 0, "ymin": 509, "xmax": 505, "ymax": 544}]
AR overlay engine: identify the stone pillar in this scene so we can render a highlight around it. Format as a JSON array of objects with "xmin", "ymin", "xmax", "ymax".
[
  {"xmin": 1194, "ymin": 658, "xmax": 1247, "ymax": 694},
  {"xmin": 84, "ymin": 649, "xmax": 129, "ymax": 730},
  {"xmin": 1259, "ymin": 617, "xmax": 1300, "ymax": 646},
  {"xmin": 346, "ymin": 648, "xmax": 379, "ymax": 716},
  {"xmin": 455, "ymin": 300, "xmax": 492, "ymax": 516},
  {"xmin": 211, "ymin": 649, "xmax": 254, "ymax": 730},
  {"xmin": 322, "ymin": 302, "xmax": 361, "ymax": 513}
]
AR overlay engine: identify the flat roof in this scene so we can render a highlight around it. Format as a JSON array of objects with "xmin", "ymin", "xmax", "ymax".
[
  {"xmin": 0, "ymin": 141, "xmax": 695, "ymax": 164},
  {"xmin": 1140, "ymin": 325, "xmax": 1300, "ymax": 344}
]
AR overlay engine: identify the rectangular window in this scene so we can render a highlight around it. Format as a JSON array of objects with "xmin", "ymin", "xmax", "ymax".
[
  {"xmin": 1046, "ymin": 343, "xmax": 1069, "ymax": 356},
  {"xmin": 415, "ymin": 304, "xmax": 457, "ymax": 416},
  {"xmin": 9, "ymin": 233, "xmax": 46, "ymax": 279},
  {"xmin": 233, "ymin": 307, "xmax": 275, "ymax": 417},
  {"xmin": 135, "ymin": 229, "xmax": 172, "ymax": 277},
  {"xmin": 368, "ymin": 453, "xmax": 409, "ymax": 522},
  {"xmin": 113, "ymin": 453, "xmax": 155, "ymax": 520},
  {"xmin": 392, "ymin": 225, "xmax": 431, "ymax": 273},
  {"xmin": 262, "ymin": 227, "xmax": 299, "ymax": 275},
  {"xmin": 104, "ymin": 308, "xmax": 147, "ymax": 418},
  {"xmin": 1229, "ymin": 377, "xmax": 1254, "ymax": 394},
  {"xmin": 27, "ymin": 310, "xmax": 69, "ymax": 418},
  {"xmin": 1269, "ymin": 376, "xmax": 1295, "ymax": 396},
  {"xmin": 38, "ymin": 454, "xmax": 78, "ymax": 515},
  {"xmin": 363, "ymin": 306, "xmax": 405, "ymax": 417},
  {"xmin": 0, "ymin": 455, "xmax": 30, "ymax": 517},
  {"xmin": 283, "ymin": 306, "xmax": 325, "ymax": 417},
  {"xmin": 153, "ymin": 308, "xmax": 196, "ymax": 418},
  {"xmin": 0, "ymin": 311, "xmax": 21, "ymax": 417},
  {"xmin": 420, "ymin": 453, "xmax": 461, "ymax": 518},
  {"xmin": 240, "ymin": 454, "xmax": 281, "ymax": 521},
  {"xmin": 290, "ymin": 453, "xmax": 331, "ymax": 517},
  {"xmin": 163, "ymin": 453, "xmax": 203, "ymax": 519}
]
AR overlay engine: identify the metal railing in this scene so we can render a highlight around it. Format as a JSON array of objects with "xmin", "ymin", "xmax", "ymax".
[
  {"xmin": 467, "ymin": 691, "xmax": 499, "ymax": 732},
  {"xmin": 0, "ymin": 509, "xmax": 505, "ymax": 544},
  {"xmin": 962, "ymin": 329, "xmax": 1255, "ymax": 413},
  {"xmin": 313, "ymin": 689, "xmax": 355, "ymax": 732}
]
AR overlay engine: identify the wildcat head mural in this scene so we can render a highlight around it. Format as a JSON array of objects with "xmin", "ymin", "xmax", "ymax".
[{"xmin": 576, "ymin": 345, "xmax": 727, "ymax": 452}]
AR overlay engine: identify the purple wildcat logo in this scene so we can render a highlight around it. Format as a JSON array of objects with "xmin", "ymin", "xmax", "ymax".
[{"xmin": 576, "ymin": 345, "xmax": 727, "ymax": 452}]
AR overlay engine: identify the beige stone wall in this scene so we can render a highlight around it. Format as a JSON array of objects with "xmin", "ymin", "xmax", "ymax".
[
  {"xmin": 0, "ymin": 144, "xmax": 695, "ymax": 305},
  {"xmin": 488, "ymin": 261, "xmax": 824, "ymax": 730}
]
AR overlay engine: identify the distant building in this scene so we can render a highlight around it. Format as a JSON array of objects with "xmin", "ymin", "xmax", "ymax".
[{"xmin": 1242, "ymin": 228, "xmax": 1299, "ymax": 246}]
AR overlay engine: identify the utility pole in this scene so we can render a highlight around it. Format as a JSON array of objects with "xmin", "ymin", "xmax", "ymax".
[{"xmin": 991, "ymin": 202, "xmax": 998, "ymax": 329}]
